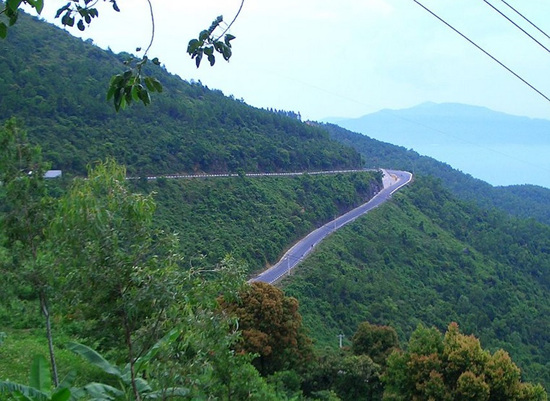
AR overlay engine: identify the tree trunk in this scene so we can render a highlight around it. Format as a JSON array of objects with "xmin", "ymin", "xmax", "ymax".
[
  {"xmin": 40, "ymin": 291, "xmax": 59, "ymax": 387},
  {"xmin": 124, "ymin": 313, "xmax": 141, "ymax": 401}
]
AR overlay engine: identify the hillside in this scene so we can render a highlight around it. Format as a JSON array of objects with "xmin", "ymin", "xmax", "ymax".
[
  {"xmin": 0, "ymin": 12, "xmax": 361, "ymax": 176},
  {"xmin": 132, "ymin": 172, "xmax": 381, "ymax": 273},
  {"xmin": 284, "ymin": 176, "xmax": 550, "ymax": 388},
  {"xmin": 0, "ymin": 11, "xmax": 387, "ymax": 278},
  {"xmin": 327, "ymin": 102, "xmax": 550, "ymax": 188},
  {"xmin": 323, "ymin": 122, "xmax": 550, "ymax": 226},
  {"xmin": 1, "ymin": 10, "xmax": 549, "ymax": 399}
]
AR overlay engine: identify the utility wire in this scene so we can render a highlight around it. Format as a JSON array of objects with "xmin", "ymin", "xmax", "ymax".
[
  {"xmin": 483, "ymin": 0, "xmax": 550, "ymax": 54},
  {"xmin": 500, "ymin": 0, "xmax": 550, "ymax": 40},
  {"xmin": 412, "ymin": 0, "xmax": 550, "ymax": 104}
]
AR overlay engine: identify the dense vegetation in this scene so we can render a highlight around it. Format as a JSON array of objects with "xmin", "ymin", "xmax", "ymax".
[
  {"xmin": 0, "ymin": 12, "xmax": 361, "ymax": 176},
  {"xmin": 1, "ymin": 10, "xmax": 548, "ymax": 400},
  {"xmin": 323, "ymin": 122, "xmax": 550, "ymax": 225},
  {"xmin": 136, "ymin": 172, "xmax": 381, "ymax": 273},
  {"xmin": 284, "ymin": 176, "xmax": 550, "ymax": 389}
]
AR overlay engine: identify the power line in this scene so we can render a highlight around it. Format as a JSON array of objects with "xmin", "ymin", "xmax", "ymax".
[
  {"xmin": 500, "ymin": 0, "xmax": 550, "ymax": 40},
  {"xmin": 412, "ymin": 0, "xmax": 550, "ymax": 104},
  {"xmin": 483, "ymin": 0, "xmax": 550, "ymax": 54}
]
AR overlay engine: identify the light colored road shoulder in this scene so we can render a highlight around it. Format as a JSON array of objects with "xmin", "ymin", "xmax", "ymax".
[{"xmin": 381, "ymin": 169, "xmax": 398, "ymax": 189}]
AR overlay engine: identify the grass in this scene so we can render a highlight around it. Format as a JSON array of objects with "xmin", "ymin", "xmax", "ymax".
[{"xmin": 0, "ymin": 328, "xmax": 110, "ymax": 387}]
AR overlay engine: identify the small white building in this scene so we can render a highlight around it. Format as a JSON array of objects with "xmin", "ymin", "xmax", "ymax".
[{"xmin": 44, "ymin": 170, "xmax": 62, "ymax": 179}]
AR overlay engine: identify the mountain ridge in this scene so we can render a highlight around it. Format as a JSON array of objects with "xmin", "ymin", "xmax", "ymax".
[{"xmin": 325, "ymin": 102, "xmax": 550, "ymax": 187}]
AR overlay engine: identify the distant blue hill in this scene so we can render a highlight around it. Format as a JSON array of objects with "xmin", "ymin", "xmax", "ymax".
[{"xmin": 326, "ymin": 103, "xmax": 550, "ymax": 187}]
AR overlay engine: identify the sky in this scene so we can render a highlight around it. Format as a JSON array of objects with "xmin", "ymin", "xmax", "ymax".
[{"xmin": 29, "ymin": 0, "xmax": 550, "ymax": 122}]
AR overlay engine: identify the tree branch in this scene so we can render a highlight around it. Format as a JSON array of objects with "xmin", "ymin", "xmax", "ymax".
[{"xmin": 214, "ymin": 0, "xmax": 244, "ymax": 41}]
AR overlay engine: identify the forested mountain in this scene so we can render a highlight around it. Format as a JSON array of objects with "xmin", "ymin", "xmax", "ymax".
[
  {"xmin": 323, "ymin": 122, "xmax": 550, "ymax": 225},
  {"xmin": 284, "ymin": 176, "xmax": 550, "ymax": 388},
  {"xmin": 0, "ymin": 12, "xmax": 360, "ymax": 176},
  {"xmin": 133, "ymin": 172, "xmax": 381, "ymax": 273},
  {"xmin": 1, "ymin": 9, "xmax": 549, "ymax": 400}
]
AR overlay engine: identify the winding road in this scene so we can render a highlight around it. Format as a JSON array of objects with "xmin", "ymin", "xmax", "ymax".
[{"xmin": 250, "ymin": 170, "xmax": 413, "ymax": 284}]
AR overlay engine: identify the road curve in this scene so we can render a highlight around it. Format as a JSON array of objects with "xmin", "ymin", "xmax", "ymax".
[{"xmin": 249, "ymin": 170, "xmax": 413, "ymax": 284}]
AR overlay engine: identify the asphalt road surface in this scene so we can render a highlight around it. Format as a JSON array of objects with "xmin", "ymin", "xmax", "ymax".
[{"xmin": 250, "ymin": 170, "xmax": 413, "ymax": 284}]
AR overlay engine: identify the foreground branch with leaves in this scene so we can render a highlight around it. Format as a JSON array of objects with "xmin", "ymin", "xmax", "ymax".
[{"xmin": 0, "ymin": 0, "xmax": 242, "ymax": 110}]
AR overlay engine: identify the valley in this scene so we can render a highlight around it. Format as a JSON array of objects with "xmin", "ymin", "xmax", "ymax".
[{"xmin": 0, "ymin": 8, "xmax": 549, "ymax": 400}]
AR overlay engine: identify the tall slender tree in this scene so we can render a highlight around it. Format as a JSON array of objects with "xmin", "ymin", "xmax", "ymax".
[{"xmin": 0, "ymin": 118, "xmax": 60, "ymax": 385}]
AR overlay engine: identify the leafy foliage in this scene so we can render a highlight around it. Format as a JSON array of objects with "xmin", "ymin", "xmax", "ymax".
[
  {"xmin": 0, "ymin": 355, "xmax": 71, "ymax": 401},
  {"xmin": 352, "ymin": 322, "xmax": 399, "ymax": 367},
  {"xmin": 106, "ymin": 55, "xmax": 163, "ymax": 111},
  {"xmin": 220, "ymin": 282, "xmax": 313, "ymax": 376},
  {"xmin": 1, "ymin": 1, "xmax": 240, "ymax": 110},
  {"xmin": 187, "ymin": 16, "xmax": 236, "ymax": 68},
  {"xmin": 140, "ymin": 172, "xmax": 381, "ymax": 274},
  {"xmin": 0, "ymin": 11, "xmax": 361, "ymax": 175},
  {"xmin": 284, "ymin": 177, "xmax": 550, "ymax": 389},
  {"xmin": 383, "ymin": 323, "xmax": 547, "ymax": 401}
]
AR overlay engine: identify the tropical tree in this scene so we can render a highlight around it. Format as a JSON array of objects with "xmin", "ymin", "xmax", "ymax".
[
  {"xmin": 219, "ymin": 281, "xmax": 312, "ymax": 376},
  {"xmin": 0, "ymin": 118, "xmax": 61, "ymax": 385},
  {"xmin": 352, "ymin": 321, "xmax": 400, "ymax": 367},
  {"xmin": 50, "ymin": 159, "xmax": 185, "ymax": 399},
  {"xmin": 382, "ymin": 323, "xmax": 548, "ymax": 401}
]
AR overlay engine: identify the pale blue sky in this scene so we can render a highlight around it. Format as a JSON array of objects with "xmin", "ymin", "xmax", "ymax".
[{"xmin": 31, "ymin": 1, "xmax": 550, "ymax": 121}]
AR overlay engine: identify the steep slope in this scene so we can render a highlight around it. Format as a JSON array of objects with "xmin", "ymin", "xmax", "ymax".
[
  {"xmin": 323, "ymin": 122, "xmax": 550, "ymax": 226},
  {"xmin": 132, "ymin": 172, "xmax": 381, "ymax": 273},
  {"xmin": 284, "ymin": 177, "xmax": 550, "ymax": 388},
  {"xmin": 0, "ymin": 12, "xmax": 385, "ymax": 275},
  {"xmin": 0, "ymin": 11, "xmax": 361, "ymax": 176}
]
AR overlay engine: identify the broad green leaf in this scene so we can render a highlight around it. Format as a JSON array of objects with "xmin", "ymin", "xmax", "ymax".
[
  {"xmin": 14, "ymin": 391, "xmax": 34, "ymax": 401},
  {"xmin": 61, "ymin": 13, "xmax": 74, "ymax": 27},
  {"xmin": 51, "ymin": 388, "xmax": 71, "ymax": 401},
  {"xmin": 0, "ymin": 23, "xmax": 7, "ymax": 39},
  {"xmin": 208, "ymin": 54, "xmax": 215, "ymax": 66},
  {"xmin": 187, "ymin": 39, "xmax": 200, "ymax": 54},
  {"xmin": 138, "ymin": 88, "xmax": 151, "ymax": 106},
  {"xmin": 222, "ymin": 46, "xmax": 232, "ymax": 61},
  {"xmin": 54, "ymin": 4, "xmax": 71, "ymax": 19},
  {"xmin": 131, "ymin": 84, "xmax": 140, "ymax": 102},
  {"xmin": 6, "ymin": 0, "xmax": 23, "ymax": 12},
  {"xmin": 224, "ymin": 34, "xmax": 236, "ymax": 46},
  {"xmin": 134, "ymin": 329, "xmax": 180, "ymax": 373},
  {"xmin": 0, "ymin": 380, "xmax": 49, "ymax": 401},
  {"xmin": 133, "ymin": 378, "xmax": 152, "ymax": 394},
  {"xmin": 80, "ymin": 382, "xmax": 124, "ymax": 399},
  {"xmin": 106, "ymin": 83, "xmax": 117, "ymax": 100},
  {"xmin": 144, "ymin": 77, "xmax": 155, "ymax": 92},
  {"xmin": 26, "ymin": 0, "xmax": 44, "ymax": 13},
  {"xmin": 151, "ymin": 79, "xmax": 162, "ymax": 93},
  {"xmin": 57, "ymin": 370, "xmax": 76, "ymax": 390},
  {"xmin": 198, "ymin": 29, "xmax": 209, "ymax": 41},
  {"xmin": 67, "ymin": 342, "xmax": 122, "ymax": 377},
  {"xmin": 29, "ymin": 355, "xmax": 51, "ymax": 394},
  {"xmin": 36, "ymin": 0, "xmax": 44, "ymax": 13},
  {"xmin": 194, "ymin": 49, "xmax": 203, "ymax": 68}
]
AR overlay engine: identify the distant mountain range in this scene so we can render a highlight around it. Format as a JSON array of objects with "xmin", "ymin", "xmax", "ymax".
[{"xmin": 326, "ymin": 103, "xmax": 550, "ymax": 188}]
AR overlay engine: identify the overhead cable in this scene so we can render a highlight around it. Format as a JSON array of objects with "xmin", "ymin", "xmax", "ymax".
[
  {"xmin": 412, "ymin": 0, "xmax": 550, "ymax": 104},
  {"xmin": 500, "ymin": 0, "xmax": 550, "ymax": 40},
  {"xmin": 483, "ymin": 0, "xmax": 550, "ymax": 54}
]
